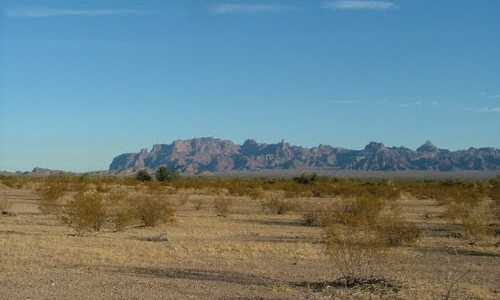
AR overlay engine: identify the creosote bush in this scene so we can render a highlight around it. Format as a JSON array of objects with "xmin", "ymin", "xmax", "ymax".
[
  {"xmin": 377, "ymin": 213, "xmax": 421, "ymax": 247},
  {"xmin": 260, "ymin": 193, "xmax": 297, "ymax": 215},
  {"xmin": 134, "ymin": 194, "xmax": 175, "ymax": 227},
  {"xmin": 192, "ymin": 198, "xmax": 205, "ymax": 210},
  {"xmin": 155, "ymin": 166, "xmax": 178, "ymax": 182},
  {"xmin": 60, "ymin": 192, "xmax": 106, "ymax": 234},
  {"xmin": 36, "ymin": 177, "xmax": 68, "ymax": 214},
  {"xmin": 213, "ymin": 195, "xmax": 233, "ymax": 217},
  {"xmin": 0, "ymin": 193, "xmax": 12, "ymax": 213},
  {"xmin": 325, "ymin": 223, "xmax": 385, "ymax": 279},
  {"xmin": 107, "ymin": 191, "xmax": 136, "ymax": 231},
  {"xmin": 136, "ymin": 170, "xmax": 153, "ymax": 182},
  {"xmin": 324, "ymin": 196, "xmax": 420, "ymax": 280}
]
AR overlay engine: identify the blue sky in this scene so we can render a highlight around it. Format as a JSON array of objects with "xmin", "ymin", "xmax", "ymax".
[{"xmin": 0, "ymin": 0, "xmax": 499, "ymax": 172}]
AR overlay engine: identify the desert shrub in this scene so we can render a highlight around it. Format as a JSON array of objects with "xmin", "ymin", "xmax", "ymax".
[
  {"xmin": 246, "ymin": 187, "xmax": 265, "ymax": 200},
  {"xmin": 177, "ymin": 194, "xmax": 189, "ymax": 206},
  {"xmin": 302, "ymin": 202, "xmax": 331, "ymax": 226},
  {"xmin": 260, "ymin": 193, "xmax": 297, "ymax": 215},
  {"xmin": 325, "ymin": 223, "xmax": 385, "ymax": 279},
  {"xmin": 192, "ymin": 198, "xmax": 205, "ymax": 210},
  {"xmin": 323, "ymin": 195, "xmax": 419, "ymax": 279},
  {"xmin": 324, "ymin": 196, "xmax": 384, "ymax": 226},
  {"xmin": 155, "ymin": 166, "xmax": 178, "ymax": 182},
  {"xmin": 107, "ymin": 191, "xmax": 136, "ymax": 231},
  {"xmin": 134, "ymin": 194, "xmax": 175, "ymax": 227},
  {"xmin": 377, "ymin": 214, "xmax": 420, "ymax": 247},
  {"xmin": 213, "ymin": 195, "xmax": 233, "ymax": 217},
  {"xmin": 293, "ymin": 172, "xmax": 318, "ymax": 184},
  {"xmin": 60, "ymin": 192, "xmax": 107, "ymax": 234},
  {"xmin": 303, "ymin": 210, "xmax": 323, "ymax": 226},
  {"xmin": 136, "ymin": 170, "xmax": 152, "ymax": 182},
  {"xmin": 0, "ymin": 193, "xmax": 12, "ymax": 213},
  {"xmin": 444, "ymin": 191, "xmax": 495, "ymax": 240},
  {"xmin": 95, "ymin": 183, "xmax": 111, "ymax": 193},
  {"xmin": 37, "ymin": 178, "xmax": 68, "ymax": 214},
  {"xmin": 146, "ymin": 181, "xmax": 166, "ymax": 195},
  {"xmin": 0, "ymin": 175, "xmax": 26, "ymax": 189}
]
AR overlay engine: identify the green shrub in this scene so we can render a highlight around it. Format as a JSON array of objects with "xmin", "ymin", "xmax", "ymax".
[
  {"xmin": 136, "ymin": 170, "xmax": 153, "ymax": 182},
  {"xmin": 293, "ymin": 172, "xmax": 318, "ymax": 184},
  {"xmin": 155, "ymin": 166, "xmax": 178, "ymax": 182}
]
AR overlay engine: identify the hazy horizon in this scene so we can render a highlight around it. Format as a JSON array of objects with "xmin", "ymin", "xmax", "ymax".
[{"xmin": 1, "ymin": 0, "xmax": 499, "ymax": 172}]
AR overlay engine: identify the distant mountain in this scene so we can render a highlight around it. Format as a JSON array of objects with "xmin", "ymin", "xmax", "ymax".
[{"xmin": 109, "ymin": 138, "xmax": 499, "ymax": 173}]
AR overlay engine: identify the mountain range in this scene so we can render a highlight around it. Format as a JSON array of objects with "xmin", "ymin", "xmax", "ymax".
[{"xmin": 109, "ymin": 138, "xmax": 499, "ymax": 173}]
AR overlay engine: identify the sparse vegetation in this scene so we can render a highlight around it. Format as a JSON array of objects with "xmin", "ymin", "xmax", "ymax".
[{"xmin": 2, "ymin": 174, "xmax": 498, "ymax": 299}]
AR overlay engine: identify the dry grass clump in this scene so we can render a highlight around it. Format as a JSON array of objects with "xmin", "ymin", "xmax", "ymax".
[{"xmin": 213, "ymin": 195, "xmax": 233, "ymax": 217}]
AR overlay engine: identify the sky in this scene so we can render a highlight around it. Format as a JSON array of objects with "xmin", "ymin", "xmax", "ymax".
[{"xmin": 0, "ymin": 0, "xmax": 499, "ymax": 172}]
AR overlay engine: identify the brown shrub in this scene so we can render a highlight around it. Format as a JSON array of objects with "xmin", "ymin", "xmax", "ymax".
[
  {"xmin": 107, "ymin": 191, "xmax": 136, "ymax": 231},
  {"xmin": 0, "ymin": 175, "xmax": 26, "ymax": 189},
  {"xmin": 260, "ymin": 194, "xmax": 297, "ymax": 215},
  {"xmin": 377, "ymin": 214, "xmax": 420, "ymax": 247},
  {"xmin": 134, "ymin": 194, "xmax": 175, "ymax": 227},
  {"xmin": 323, "ymin": 196, "xmax": 384, "ymax": 227},
  {"xmin": 213, "ymin": 196, "xmax": 233, "ymax": 217},
  {"xmin": 325, "ymin": 223, "xmax": 385, "ymax": 279},
  {"xmin": 192, "ymin": 198, "xmax": 205, "ymax": 210},
  {"xmin": 0, "ymin": 193, "xmax": 12, "ymax": 213},
  {"xmin": 60, "ymin": 192, "xmax": 107, "ymax": 234},
  {"xmin": 37, "ymin": 179, "xmax": 68, "ymax": 214}
]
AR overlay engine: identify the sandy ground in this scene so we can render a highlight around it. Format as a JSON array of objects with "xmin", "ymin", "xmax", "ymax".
[{"xmin": 0, "ymin": 184, "xmax": 499, "ymax": 299}]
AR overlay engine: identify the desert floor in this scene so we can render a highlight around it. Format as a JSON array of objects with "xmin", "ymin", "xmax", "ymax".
[{"xmin": 0, "ymin": 182, "xmax": 499, "ymax": 299}]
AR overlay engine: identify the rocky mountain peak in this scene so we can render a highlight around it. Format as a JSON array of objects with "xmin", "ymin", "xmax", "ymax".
[
  {"xmin": 417, "ymin": 140, "xmax": 438, "ymax": 152},
  {"xmin": 364, "ymin": 142, "xmax": 386, "ymax": 152}
]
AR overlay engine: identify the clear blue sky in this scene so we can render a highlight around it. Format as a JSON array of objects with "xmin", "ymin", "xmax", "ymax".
[{"xmin": 1, "ymin": 0, "xmax": 499, "ymax": 172}]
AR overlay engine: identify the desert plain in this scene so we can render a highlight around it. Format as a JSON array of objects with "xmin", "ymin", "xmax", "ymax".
[{"xmin": 0, "ymin": 174, "xmax": 499, "ymax": 299}]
